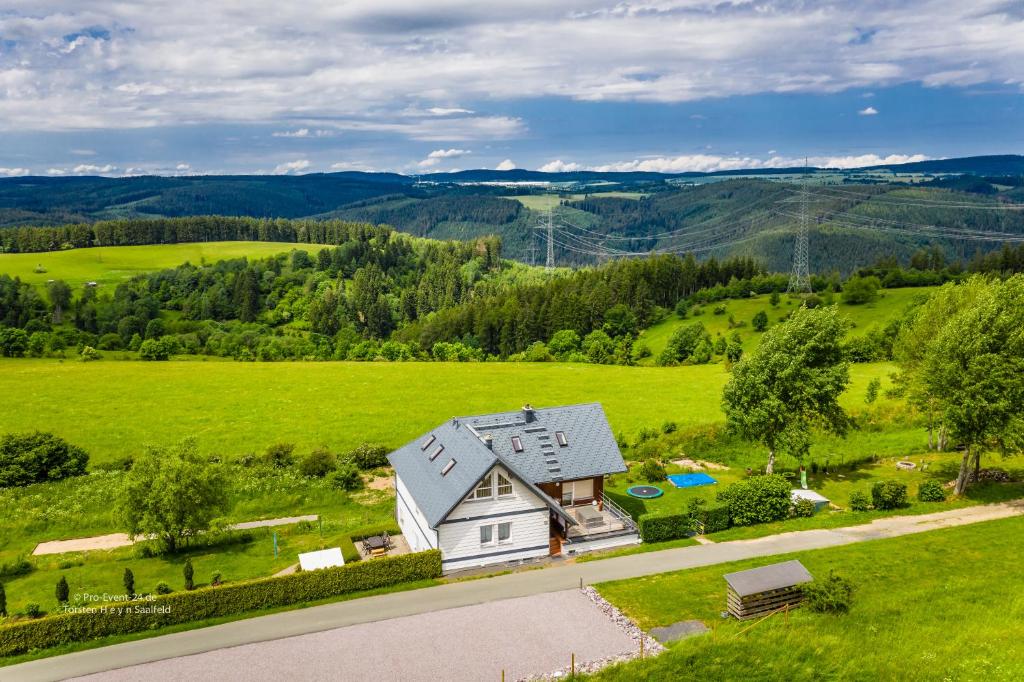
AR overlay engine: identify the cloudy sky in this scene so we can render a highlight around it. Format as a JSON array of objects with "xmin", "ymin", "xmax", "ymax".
[{"xmin": 1, "ymin": 0, "xmax": 1023, "ymax": 177}]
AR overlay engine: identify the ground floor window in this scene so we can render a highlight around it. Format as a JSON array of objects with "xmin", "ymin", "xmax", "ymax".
[
  {"xmin": 480, "ymin": 524, "xmax": 493, "ymax": 545},
  {"xmin": 498, "ymin": 521, "xmax": 511, "ymax": 542}
]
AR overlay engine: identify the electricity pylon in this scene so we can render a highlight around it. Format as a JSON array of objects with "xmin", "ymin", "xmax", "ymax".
[{"xmin": 787, "ymin": 162, "xmax": 813, "ymax": 294}]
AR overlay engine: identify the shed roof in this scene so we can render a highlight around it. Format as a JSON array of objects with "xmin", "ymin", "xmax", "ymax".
[
  {"xmin": 723, "ymin": 560, "xmax": 814, "ymax": 597},
  {"xmin": 791, "ymin": 489, "xmax": 830, "ymax": 503}
]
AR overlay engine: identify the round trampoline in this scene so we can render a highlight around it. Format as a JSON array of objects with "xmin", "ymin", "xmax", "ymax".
[{"xmin": 626, "ymin": 485, "xmax": 664, "ymax": 499}]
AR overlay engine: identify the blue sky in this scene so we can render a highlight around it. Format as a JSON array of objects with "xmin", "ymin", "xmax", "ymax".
[{"xmin": 1, "ymin": 1, "xmax": 1023, "ymax": 177}]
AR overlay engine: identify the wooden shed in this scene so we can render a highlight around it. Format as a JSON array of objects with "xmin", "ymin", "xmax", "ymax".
[{"xmin": 724, "ymin": 560, "xmax": 813, "ymax": 620}]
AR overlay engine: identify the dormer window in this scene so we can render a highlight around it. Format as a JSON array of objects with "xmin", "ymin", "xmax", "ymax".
[
  {"xmin": 511, "ymin": 436, "xmax": 524, "ymax": 453},
  {"xmin": 429, "ymin": 444, "xmax": 445, "ymax": 461},
  {"xmin": 555, "ymin": 431, "xmax": 568, "ymax": 447}
]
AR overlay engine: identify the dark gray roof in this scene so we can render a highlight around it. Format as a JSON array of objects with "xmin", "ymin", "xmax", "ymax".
[
  {"xmin": 388, "ymin": 403, "xmax": 625, "ymax": 528},
  {"xmin": 461, "ymin": 403, "xmax": 626, "ymax": 484},
  {"xmin": 723, "ymin": 560, "xmax": 813, "ymax": 597}
]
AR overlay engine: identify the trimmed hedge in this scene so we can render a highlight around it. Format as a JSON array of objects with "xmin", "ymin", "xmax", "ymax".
[
  {"xmin": 637, "ymin": 512, "xmax": 692, "ymax": 543},
  {"xmin": 694, "ymin": 503, "xmax": 731, "ymax": 533},
  {"xmin": 0, "ymin": 549, "xmax": 441, "ymax": 656}
]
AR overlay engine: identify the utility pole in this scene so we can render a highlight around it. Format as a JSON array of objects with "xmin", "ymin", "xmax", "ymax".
[
  {"xmin": 545, "ymin": 207, "xmax": 555, "ymax": 270},
  {"xmin": 787, "ymin": 158, "xmax": 813, "ymax": 294}
]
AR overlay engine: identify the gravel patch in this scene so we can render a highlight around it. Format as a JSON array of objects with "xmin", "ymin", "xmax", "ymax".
[
  {"xmin": 522, "ymin": 587, "xmax": 665, "ymax": 680},
  {"xmin": 73, "ymin": 590, "xmax": 638, "ymax": 682}
]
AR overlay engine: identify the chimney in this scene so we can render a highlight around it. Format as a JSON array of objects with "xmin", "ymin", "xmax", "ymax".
[
  {"xmin": 482, "ymin": 434, "xmax": 493, "ymax": 450},
  {"xmin": 523, "ymin": 404, "xmax": 535, "ymax": 423}
]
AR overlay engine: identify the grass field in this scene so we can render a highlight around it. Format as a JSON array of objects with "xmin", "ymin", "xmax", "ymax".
[
  {"xmin": 639, "ymin": 287, "xmax": 933, "ymax": 360},
  {"xmin": 503, "ymin": 192, "xmax": 646, "ymax": 211},
  {"xmin": 0, "ymin": 359, "xmax": 895, "ymax": 465},
  {"xmin": 591, "ymin": 516, "xmax": 1024, "ymax": 681},
  {"xmin": 0, "ymin": 241, "xmax": 325, "ymax": 289}
]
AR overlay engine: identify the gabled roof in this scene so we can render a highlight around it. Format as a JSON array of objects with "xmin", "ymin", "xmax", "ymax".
[
  {"xmin": 461, "ymin": 403, "xmax": 626, "ymax": 483},
  {"xmin": 388, "ymin": 403, "xmax": 625, "ymax": 528}
]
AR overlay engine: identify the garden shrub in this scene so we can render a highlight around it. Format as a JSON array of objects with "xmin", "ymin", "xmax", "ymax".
[
  {"xmin": 802, "ymin": 570, "xmax": 856, "ymax": 614},
  {"xmin": 717, "ymin": 474, "xmax": 791, "ymax": 526},
  {"xmin": 262, "ymin": 443, "xmax": 295, "ymax": 468},
  {"xmin": 0, "ymin": 557, "xmax": 34, "ymax": 579},
  {"xmin": 344, "ymin": 443, "xmax": 389, "ymax": 470},
  {"xmin": 0, "ymin": 550, "xmax": 442, "ymax": 656},
  {"xmin": 0, "ymin": 432, "xmax": 89, "ymax": 488},
  {"xmin": 638, "ymin": 458, "xmax": 666, "ymax": 482},
  {"xmin": 688, "ymin": 497, "xmax": 730, "ymax": 533},
  {"xmin": 871, "ymin": 480, "xmax": 908, "ymax": 510},
  {"xmin": 329, "ymin": 464, "xmax": 363, "ymax": 491},
  {"xmin": 792, "ymin": 497, "xmax": 816, "ymax": 518},
  {"xmin": 298, "ymin": 447, "xmax": 336, "ymax": 478},
  {"xmin": 848, "ymin": 491, "xmax": 871, "ymax": 512},
  {"xmin": 917, "ymin": 480, "xmax": 946, "ymax": 502},
  {"xmin": 155, "ymin": 582, "xmax": 172, "ymax": 595},
  {"xmin": 637, "ymin": 513, "xmax": 692, "ymax": 543}
]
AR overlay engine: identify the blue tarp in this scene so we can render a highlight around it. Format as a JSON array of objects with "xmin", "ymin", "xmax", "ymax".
[{"xmin": 667, "ymin": 472, "xmax": 717, "ymax": 488}]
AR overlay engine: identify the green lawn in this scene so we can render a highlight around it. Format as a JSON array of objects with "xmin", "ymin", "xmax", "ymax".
[
  {"xmin": 0, "ymin": 466, "xmax": 397, "ymax": 615},
  {"xmin": 592, "ymin": 515, "xmax": 1024, "ymax": 680},
  {"xmin": 0, "ymin": 241, "xmax": 325, "ymax": 290},
  {"xmin": 639, "ymin": 287, "xmax": 933, "ymax": 360},
  {"xmin": 0, "ymin": 359, "xmax": 895, "ymax": 465}
]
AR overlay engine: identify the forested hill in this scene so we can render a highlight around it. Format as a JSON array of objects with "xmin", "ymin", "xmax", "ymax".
[{"xmin": 1, "ymin": 155, "xmax": 1023, "ymax": 273}]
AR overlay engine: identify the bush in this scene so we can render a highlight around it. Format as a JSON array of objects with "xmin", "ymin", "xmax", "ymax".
[
  {"xmin": 638, "ymin": 458, "xmax": 666, "ymax": 482},
  {"xmin": 328, "ymin": 464, "xmax": 363, "ymax": 491},
  {"xmin": 848, "ymin": 491, "xmax": 871, "ymax": 511},
  {"xmin": 661, "ymin": 421, "xmax": 678, "ymax": 434},
  {"xmin": 752, "ymin": 310, "xmax": 769, "ymax": 332},
  {"xmin": 139, "ymin": 338, "xmax": 173, "ymax": 361},
  {"xmin": 917, "ymin": 480, "xmax": 946, "ymax": 502},
  {"xmin": 637, "ymin": 513, "xmax": 692, "ymax": 543},
  {"xmin": 0, "ymin": 550, "xmax": 443, "ymax": 656},
  {"xmin": 263, "ymin": 443, "xmax": 295, "ymax": 468},
  {"xmin": 23, "ymin": 603, "xmax": 43, "ymax": 619},
  {"xmin": 0, "ymin": 432, "xmax": 89, "ymax": 488},
  {"xmin": 842, "ymin": 275, "xmax": 881, "ymax": 305},
  {"xmin": 344, "ymin": 443, "xmax": 389, "ymax": 470},
  {"xmin": 183, "ymin": 558, "xmax": 194, "ymax": 591},
  {"xmin": 299, "ymin": 447, "xmax": 336, "ymax": 478},
  {"xmin": 717, "ymin": 474, "xmax": 791, "ymax": 526},
  {"xmin": 0, "ymin": 557, "xmax": 34, "ymax": 579},
  {"xmin": 871, "ymin": 480, "xmax": 908, "ymax": 510},
  {"xmin": 802, "ymin": 570, "xmax": 856, "ymax": 614},
  {"xmin": 792, "ymin": 497, "xmax": 816, "ymax": 517},
  {"xmin": 155, "ymin": 582, "xmax": 173, "ymax": 595},
  {"xmin": 79, "ymin": 345, "xmax": 100, "ymax": 362}
]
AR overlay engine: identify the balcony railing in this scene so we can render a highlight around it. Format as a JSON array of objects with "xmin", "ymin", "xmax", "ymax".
[{"xmin": 599, "ymin": 492, "xmax": 637, "ymax": 532}]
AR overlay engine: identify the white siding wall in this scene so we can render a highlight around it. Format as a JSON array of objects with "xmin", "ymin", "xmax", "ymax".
[
  {"xmin": 395, "ymin": 474, "xmax": 437, "ymax": 552},
  {"xmin": 438, "ymin": 465, "xmax": 551, "ymax": 572}
]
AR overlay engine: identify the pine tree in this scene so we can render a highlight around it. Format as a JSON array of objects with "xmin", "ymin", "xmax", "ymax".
[
  {"xmin": 183, "ymin": 558, "xmax": 195, "ymax": 591},
  {"xmin": 0, "ymin": 581, "xmax": 7, "ymax": 617},
  {"xmin": 123, "ymin": 568, "xmax": 135, "ymax": 599},
  {"xmin": 56, "ymin": 576, "xmax": 70, "ymax": 604}
]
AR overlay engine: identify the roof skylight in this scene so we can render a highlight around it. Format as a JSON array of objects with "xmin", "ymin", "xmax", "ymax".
[
  {"xmin": 429, "ymin": 444, "xmax": 445, "ymax": 461},
  {"xmin": 511, "ymin": 436, "xmax": 524, "ymax": 452},
  {"xmin": 421, "ymin": 434, "xmax": 436, "ymax": 450},
  {"xmin": 555, "ymin": 431, "xmax": 568, "ymax": 446},
  {"xmin": 441, "ymin": 459, "xmax": 457, "ymax": 476}
]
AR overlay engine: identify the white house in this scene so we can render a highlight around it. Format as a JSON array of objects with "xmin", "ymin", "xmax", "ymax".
[{"xmin": 389, "ymin": 403, "xmax": 639, "ymax": 573}]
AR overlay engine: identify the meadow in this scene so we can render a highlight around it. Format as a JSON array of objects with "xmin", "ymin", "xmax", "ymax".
[
  {"xmin": 0, "ymin": 241, "xmax": 325, "ymax": 289},
  {"xmin": 0, "ymin": 359, "xmax": 896, "ymax": 465},
  {"xmin": 639, "ymin": 286, "xmax": 932, "ymax": 359},
  {"xmin": 592, "ymin": 516, "xmax": 1024, "ymax": 680}
]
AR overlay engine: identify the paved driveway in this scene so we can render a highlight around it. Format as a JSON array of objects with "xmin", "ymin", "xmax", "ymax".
[{"xmin": 72, "ymin": 590, "xmax": 636, "ymax": 682}]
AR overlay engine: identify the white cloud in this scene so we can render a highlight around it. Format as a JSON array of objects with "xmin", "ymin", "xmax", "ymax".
[
  {"xmin": 175, "ymin": 163, "xmax": 191, "ymax": 171},
  {"xmin": 272, "ymin": 159, "xmax": 311, "ymax": 174},
  {"xmin": 553, "ymin": 152, "xmax": 930, "ymax": 174},
  {"xmin": 427, "ymin": 107, "xmax": 474, "ymax": 116},
  {"xmin": 272, "ymin": 128, "xmax": 335, "ymax": 138},
  {"xmin": 418, "ymin": 147, "xmax": 472, "ymax": 168},
  {"xmin": 538, "ymin": 159, "xmax": 581, "ymax": 172},
  {"xmin": 2, "ymin": 2, "xmax": 1021, "ymax": 132},
  {"xmin": 329, "ymin": 161, "xmax": 377, "ymax": 172},
  {"xmin": 72, "ymin": 163, "xmax": 117, "ymax": 174},
  {"xmin": 46, "ymin": 168, "xmax": 66, "ymax": 175},
  {"xmin": 858, "ymin": 106, "xmax": 879, "ymax": 116},
  {"xmin": 0, "ymin": 167, "xmax": 30, "ymax": 177},
  {"xmin": 495, "ymin": 159, "xmax": 516, "ymax": 171}
]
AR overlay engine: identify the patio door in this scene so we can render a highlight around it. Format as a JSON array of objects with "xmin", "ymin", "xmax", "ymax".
[{"xmin": 561, "ymin": 479, "xmax": 594, "ymax": 506}]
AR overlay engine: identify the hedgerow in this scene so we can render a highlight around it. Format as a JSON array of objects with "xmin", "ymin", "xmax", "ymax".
[
  {"xmin": 0, "ymin": 549, "xmax": 441, "ymax": 656},
  {"xmin": 637, "ymin": 512, "xmax": 692, "ymax": 543}
]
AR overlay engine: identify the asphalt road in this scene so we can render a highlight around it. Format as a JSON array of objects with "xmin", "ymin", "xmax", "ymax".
[{"xmin": 8, "ymin": 500, "xmax": 1022, "ymax": 682}]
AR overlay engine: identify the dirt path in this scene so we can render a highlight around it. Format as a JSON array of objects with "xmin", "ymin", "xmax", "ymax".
[{"xmin": 31, "ymin": 515, "xmax": 320, "ymax": 556}]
